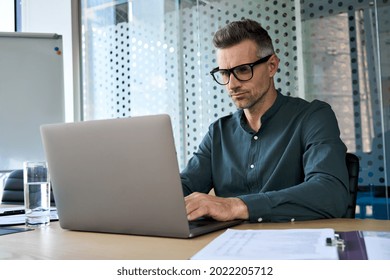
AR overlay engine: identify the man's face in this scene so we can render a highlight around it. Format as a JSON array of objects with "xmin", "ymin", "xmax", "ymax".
[{"xmin": 216, "ymin": 39, "xmax": 277, "ymax": 111}]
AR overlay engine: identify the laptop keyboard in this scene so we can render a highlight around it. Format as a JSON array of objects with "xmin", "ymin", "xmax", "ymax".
[{"xmin": 189, "ymin": 218, "xmax": 217, "ymax": 229}]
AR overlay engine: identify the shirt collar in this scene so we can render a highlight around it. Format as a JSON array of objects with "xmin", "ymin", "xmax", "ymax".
[
  {"xmin": 238, "ymin": 91, "xmax": 286, "ymax": 133},
  {"xmin": 261, "ymin": 91, "xmax": 285, "ymax": 122}
]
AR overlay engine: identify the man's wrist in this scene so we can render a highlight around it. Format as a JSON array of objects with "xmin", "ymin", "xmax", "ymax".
[{"xmin": 230, "ymin": 198, "xmax": 249, "ymax": 220}]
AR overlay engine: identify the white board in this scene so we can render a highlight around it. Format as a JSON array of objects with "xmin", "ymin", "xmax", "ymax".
[{"xmin": 0, "ymin": 32, "xmax": 64, "ymax": 171}]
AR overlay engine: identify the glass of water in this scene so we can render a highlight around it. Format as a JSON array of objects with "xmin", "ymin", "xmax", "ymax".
[{"xmin": 23, "ymin": 161, "xmax": 51, "ymax": 227}]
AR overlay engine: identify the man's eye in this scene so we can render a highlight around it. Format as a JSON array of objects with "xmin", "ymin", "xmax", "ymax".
[
  {"xmin": 234, "ymin": 65, "xmax": 251, "ymax": 74},
  {"xmin": 219, "ymin": 70, "xmax": 230, "ymax": 77}
]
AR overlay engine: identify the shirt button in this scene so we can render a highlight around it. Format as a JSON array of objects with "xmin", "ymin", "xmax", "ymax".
[
  {"xmin": 250, "ymin": 164, "xmax": 255, "ymax": 169},
  {"xmin": 257, "ymin": 217, "xmax": 263, "ymax": 222},
  {"xmin": 253, "ymin": 136, "xmax": 259, "ymax": 140},
  {"xmin": 291, "ymin": 218, "xmax": 295, "ymax": 222}
]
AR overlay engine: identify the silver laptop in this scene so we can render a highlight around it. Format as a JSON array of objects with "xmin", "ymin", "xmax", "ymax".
[{"xmin": 40, "ymin": 114, "xmax": 242, "ymax": 238}]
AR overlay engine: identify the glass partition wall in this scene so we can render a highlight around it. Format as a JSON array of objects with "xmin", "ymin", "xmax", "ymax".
[
  {"xmin": 80, "ymin": 0, "xmax": 389, "ymax": 219},
  {"xmin": 299, "ymin": 0, "xmax": 389, "ymax": 219},
  {"xmin": 376, "ymin": 1, "xmax": 390, "ymax": 220}
]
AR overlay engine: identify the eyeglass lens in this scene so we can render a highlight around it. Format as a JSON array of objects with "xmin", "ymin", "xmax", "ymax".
[{"xmin": 213, "ymin": 65, "xmax": 253, "ymax": 85}]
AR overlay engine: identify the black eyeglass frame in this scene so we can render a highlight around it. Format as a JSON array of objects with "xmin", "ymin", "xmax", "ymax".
[{"xmin": 210, "ymin": 54, "xmax": 273, "ymax": 85}]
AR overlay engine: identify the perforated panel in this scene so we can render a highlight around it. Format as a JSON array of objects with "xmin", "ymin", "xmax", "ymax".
[{"xmin": 82, "ymin": 12, "xmax": 184, "ymax": 164}]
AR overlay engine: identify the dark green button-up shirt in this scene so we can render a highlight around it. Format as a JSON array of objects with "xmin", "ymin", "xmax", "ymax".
[{"xmin": 181, "ymin": 92, "xmax": 349, "ymax": 222}]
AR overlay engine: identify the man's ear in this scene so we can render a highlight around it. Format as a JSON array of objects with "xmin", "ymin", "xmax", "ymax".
[{"xmin": 268, "ymin": 54, "xmax": 280, "ymax": 77}]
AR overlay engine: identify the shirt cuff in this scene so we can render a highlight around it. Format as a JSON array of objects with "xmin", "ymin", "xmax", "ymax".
[{"xmin": 237, "ymin": 193, "xmax": 273, "ymax": 222}]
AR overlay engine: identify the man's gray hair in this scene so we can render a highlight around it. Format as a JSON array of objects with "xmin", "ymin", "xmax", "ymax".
[{"xmin": 212, "ymin": 19, "xmax": 275, "ymax": 57}]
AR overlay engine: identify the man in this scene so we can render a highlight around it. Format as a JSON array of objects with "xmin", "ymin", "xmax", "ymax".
[{"xmin": 181, "ymin": 19, "xmax": 349, "ymax": 223}]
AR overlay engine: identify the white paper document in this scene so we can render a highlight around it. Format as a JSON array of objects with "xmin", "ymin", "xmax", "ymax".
[
  {"xmin": 191, "ymin": 228, "xmax": 339, "ymax": 260},
  {"xmin": 363, "ymin": 231, "xmax": 390, "ymax": 260}
]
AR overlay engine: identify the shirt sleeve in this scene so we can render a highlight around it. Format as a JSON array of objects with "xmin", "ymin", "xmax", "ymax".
[{"xmin": 180, "ymin": 129, "xmax": 214, "ymax": 196}]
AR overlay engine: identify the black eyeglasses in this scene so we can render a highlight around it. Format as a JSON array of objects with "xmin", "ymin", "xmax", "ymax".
[{"xmin": 210, "ymin": 55, "xmax": 272, "ymax": 85}]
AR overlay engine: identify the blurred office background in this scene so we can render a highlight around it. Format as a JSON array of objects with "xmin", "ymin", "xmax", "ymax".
[{"xmin": 0, "ymin": 0, "xmax": 389, "ymax": 220}]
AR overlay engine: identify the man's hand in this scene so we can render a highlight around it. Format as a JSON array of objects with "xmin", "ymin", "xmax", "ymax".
[{"xmin": 185, "ymin": 192, "xmax": 249, "ymax": 221}]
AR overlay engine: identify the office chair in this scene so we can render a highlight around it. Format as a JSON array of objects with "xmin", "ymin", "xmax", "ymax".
[
  {"xmin": 1, "ymin": 169, "xmax": 24, "ymax": 205},
  {"xmin": 1, "ymin": 169, "xmax": 55, "ymax": 205},
  {"xmin": 343, "ymin": 153, "xmax": 360, "ymax": 218}
]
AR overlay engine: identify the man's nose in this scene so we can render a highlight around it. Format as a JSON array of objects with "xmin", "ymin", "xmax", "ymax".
[{"xmin": 228, "ymin": 73, "xmax": 241, "ymax": 90}]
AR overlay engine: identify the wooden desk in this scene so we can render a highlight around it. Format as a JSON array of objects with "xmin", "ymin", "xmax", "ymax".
[{"xmin": 1, "ymin": 219, "xmax": 389, "ymax": 260}]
